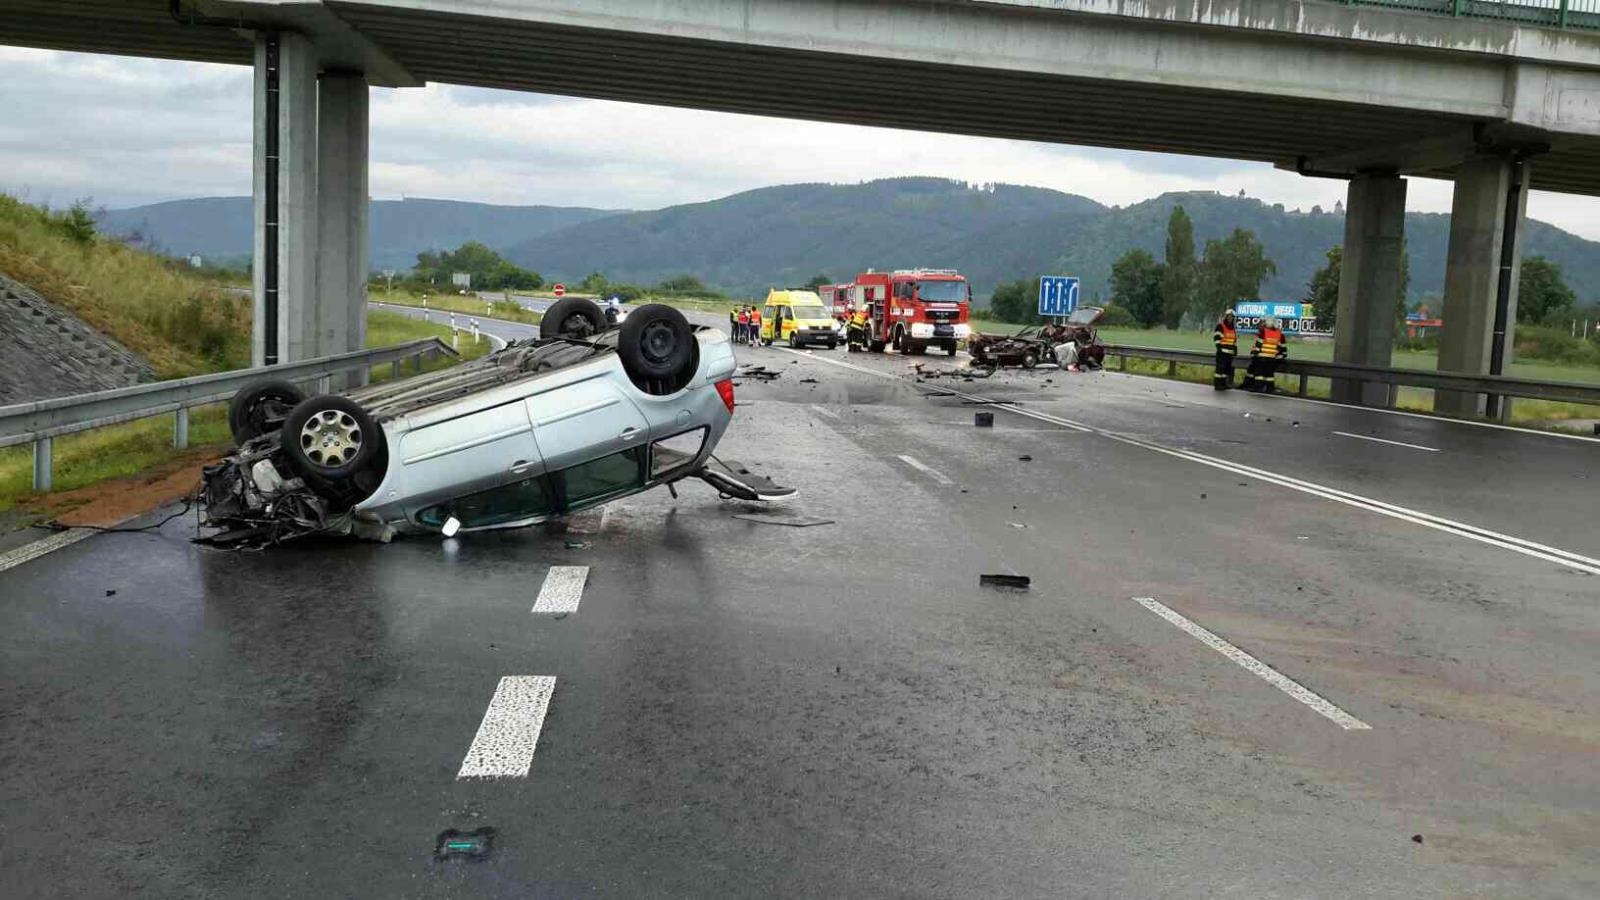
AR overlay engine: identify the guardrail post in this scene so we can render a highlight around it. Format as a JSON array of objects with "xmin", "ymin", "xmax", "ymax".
[
  {"xmin": 391, "ymin": 359, "xmax": 400, "ymax": 380},
  {"xmin": 412, "ymin": 352, "xmax": 423, "ymax": 373},
  {"xmin": 1451, "ymin": 0, "xmax": 1463, "ymax": 15},
  {"xmin": 173, "ymin": 407, "xmax": 189, "ymax": 450},
  {"xmin": 1297, "ymin": 374, "xmax": 1308, "ymax": 397},
  {"xmin": 1166, "ymin": 359, "xmax": 1177, "ymax": 378},
  {"xmin": 317, "ymin": 375, "xmax": 332, "ymax": 393},
  {"xmin": 1560, "ymin": 0, "xmax": 1570, "ymax": 27},
  {"xmin": 1386, "ymin": 383, "xmax": 1399, "ymax": 409},
  {"xmin": 33, "ymin": 437, "xmax": 52, "ymax": 492}
]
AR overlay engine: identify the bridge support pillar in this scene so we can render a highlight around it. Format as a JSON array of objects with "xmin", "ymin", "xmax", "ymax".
[
  {"xmin": 1437, "ymin": 155, "xmax": 1528, "ymax": 417},
  {"xmin": 1332, "ymin": 173, "xmax": 1406, "ymax": 406},
  {"xmin": 252, "ymin": 35, "xmax": 370, "ymax": 373},
  {"xmin": 316, "ymin": 71, "xmax": 370, "ymax": 385}
]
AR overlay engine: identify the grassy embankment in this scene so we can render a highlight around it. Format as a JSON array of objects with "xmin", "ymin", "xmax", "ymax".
[{"xmin": 0, "ymin": 195, "xmax": 488, "ymax": 518}]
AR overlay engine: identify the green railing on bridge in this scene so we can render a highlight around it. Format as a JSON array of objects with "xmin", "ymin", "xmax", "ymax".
[{"xmin": 1343, "ymin": 0, "xmax": 1600, "ymax": 31}]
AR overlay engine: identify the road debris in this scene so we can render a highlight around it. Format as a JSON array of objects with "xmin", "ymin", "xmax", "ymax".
[
  {"xmin": 435, "ymin": 827, "xmax": 495, "ymax": 861},
  {"xmin": 974, "ymin": 412, "xmax": 994, "ymax": 427},
  {"xmin": 733, "ymin": 513, "xmax": 835, "ymax": 527},
  {"xmin": 980, "ymin": 573, "xmax": 1031, "ymax": 590},
  {"xmin": 1018, "ymin": 455, "xmax": 1033, "ymax": 462},
  {"xmin": 799, "ymin": 378, "xmax": 819, "ymax": 384},
  {"xmin": 735, "ymin": 365, "xmax": 782, "ymax": 382}
]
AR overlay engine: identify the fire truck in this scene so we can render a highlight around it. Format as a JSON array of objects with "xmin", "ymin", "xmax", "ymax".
[
  {"xmin": 818, "ymin": 283, "xmax": 852, "ymax": 322},
  {"xmin": 850, "ymin": 268, "xmax": 971, "ymax": 355}
]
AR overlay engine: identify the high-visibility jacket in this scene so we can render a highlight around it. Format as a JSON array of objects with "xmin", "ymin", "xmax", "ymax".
[
  {"xmin": 1213, "ymin": 320, "xmax": 1237, "ymax": 354},
  {"xmin": 737, "ymin": 311, "xmax": 750, "ymax": 324},
  {"xmin": 1253, "ymin": 326, "xmax": 1287, "ymax": 359},
  {"xmin": 850, "ymin": 310, "xmax": 868, "ymax": 326}
]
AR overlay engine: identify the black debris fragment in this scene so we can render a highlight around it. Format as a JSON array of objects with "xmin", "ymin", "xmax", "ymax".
[
  {"xmin": 1200, "ymin": 493, "xmax": 1207, "ymax": 499},
  {"xmin": 1411, "ymin": 834, "xmax": 1424, "ymax": 845},
  {"xmin": 435, "ymin": 827, "xmax": 495, "ymax": 861},
  {"xmin": 564, "ymin": 540, "xmax": 589, "ymax": 550},
  {"xmin": 105, "ymin": 589, "xmax": 116, "ymax": 597},
  {"xmin": 1018, "ymin": 455, "xmax": 1033, "ymax": 462},
  {"xmin": 974, "ymin": 412, "xmax": 994, "ymax": 427},
  {"xmin": 980, "ymin": 574, "xmax": 1031, "ymax": 590},
  {"xmin": 799, "ymin": 378, "xmax": 819, "ymax": 384},
  {"xmin": 735, "ymin": 365, "xmax": 782, "ymax": 382}
]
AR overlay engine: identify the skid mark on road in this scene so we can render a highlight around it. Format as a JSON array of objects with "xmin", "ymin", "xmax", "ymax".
[
  {"xmin": 1135, "ymin": 598, "xmax": 1372, "ymax": 731},
  {"xmin": 533, "ymin": 565, "xmax": 588, "ymax": 614},
  {"xmin": 1333, "ymin": 431, "xmax": 1440, "ymax": 453},
  {"xmin": 457, "ymin": 676, "xmax": 557, "ymax": 779},
  {"xmin": 897, "ymin": 454, "xmax": 953, "ymax": 485}
]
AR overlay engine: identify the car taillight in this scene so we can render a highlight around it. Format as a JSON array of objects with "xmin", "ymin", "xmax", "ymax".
[{"xmin": 714, "ymin": 378, "xmax": 735, "ymax": 413}]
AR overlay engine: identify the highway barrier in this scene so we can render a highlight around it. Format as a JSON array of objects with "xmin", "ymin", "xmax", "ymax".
[
  {"xmin": 1, "ymin": 338, "xmax": 457, "ymax": 491},
  {"xmin": 1103, "ymin": 344, "xmax": 1600, "ymax": 421}
]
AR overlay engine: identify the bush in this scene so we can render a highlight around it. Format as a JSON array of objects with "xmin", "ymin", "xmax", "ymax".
[
  {"xmin": 1514, "ymin": 325, "xmax": 1600, "ymax": 365},
  {"xmin": 1098, "ymin": 304, "xmax": 1136, "ymax": 328}
]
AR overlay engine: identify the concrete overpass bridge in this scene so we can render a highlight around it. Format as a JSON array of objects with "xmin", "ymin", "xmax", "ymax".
[{"xmin": 8, "ymin": 0, "xmax": 1600, "ymax": 414}]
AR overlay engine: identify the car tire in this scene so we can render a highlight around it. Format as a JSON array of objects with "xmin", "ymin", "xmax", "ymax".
[
  {"xmin": 542, "ymin": 297, "xmax": 607, "ymax": 338},
  {"xmin": 789, "ymin": 332, "xmax": 802, "ymax": 349},
  {"xmin": 281, "ymin": 394, "xmax": 384, "ymax": 490},
  {"xmin": 945, "ymin": 344, "xmax": 957, "ymax": 357},
  {"xmin": 970, "ymin": 345, "xmax": 987, "ymax": 364},
  {"xmin": 1022, "ymin": 351, "xmax": 1039, "ymax": 370},
  {"xmin": 228, "ymin": 379, "xmax": 306, "ymax": 443},
  {"xmin": 910, "ymin": 342, "xmax": 927, "ymax": 356},
  {"xmin": 619, "ymin": 303, "xmax": 698, "ymax": 394}
]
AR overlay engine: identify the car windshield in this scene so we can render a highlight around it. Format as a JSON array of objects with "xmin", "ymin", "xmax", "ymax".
[{"xmin": 916, "ymin": 280, "xmax": 967, "ymax": 302}]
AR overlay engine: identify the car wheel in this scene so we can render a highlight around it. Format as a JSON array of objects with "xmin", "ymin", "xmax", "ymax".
[
  {"xmin": 945, "ymin": 344, "xmax": 957, "ymax": 357},
  {"xmin": 1022, "ymin": 351, "xmax": 1039, "ymax": 370},
  {"xmin": 619, "ymin": 303, "xmax": 698, "ymax": 394},
  {"xmin": 909, "ymin": 342, "xmax": 927, "ymax": 356},
  {"xmin": 281, "ymin": 395, "xmax": 384, "ymax": 492},
  {"xmin": 542, "ymin": 297, "xmax": 607, "ymax": 338},
  {"xmin": 228, "ymin": 379, "xmax": 306, "ymax": 443},
  {"xmin": 970, "ymin": 345, "xmax": 987, "ymax": 364},
  {"xmin": 789, "ymin": 332, "xmax": 802, "ymax": 349}
]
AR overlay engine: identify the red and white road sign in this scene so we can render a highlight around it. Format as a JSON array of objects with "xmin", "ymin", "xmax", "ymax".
[{"xmin": 552, "ymin": 283, "xmax": 566, "ymax": 298}]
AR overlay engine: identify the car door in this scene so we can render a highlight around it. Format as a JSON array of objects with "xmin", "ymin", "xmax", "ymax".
[
  {"xmin": 524, "ymin": 373, "xmax": 649, "ymax": 473},
  {"xmin": 397, "ymin": 399, "xmax": 541, "ymax": 513}
]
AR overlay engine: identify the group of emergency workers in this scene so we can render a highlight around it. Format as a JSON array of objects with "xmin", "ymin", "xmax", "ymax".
[
  {"xmin": 728, "ymin": 305, "xmax": 764, "ymax": 345},
  {"xmin": 1212, "ymin": 310, "xmax": 1288, "ymax": 392}
]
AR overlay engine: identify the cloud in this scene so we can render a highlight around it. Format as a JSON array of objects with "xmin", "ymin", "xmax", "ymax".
[{"xmin": 1, "ymin": 48, "xmax": 1597, "ymax": 242}]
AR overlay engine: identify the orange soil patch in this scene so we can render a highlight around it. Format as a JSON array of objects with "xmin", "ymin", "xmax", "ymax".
[{"xmin": 17, "ymin": 444, "xmax": 230, "ymax": 527}]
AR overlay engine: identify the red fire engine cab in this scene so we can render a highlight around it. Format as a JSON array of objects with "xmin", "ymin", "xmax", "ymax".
[
  {"xmin": 818, "ymin": 283, "xmax": 852, "ymax": 322},
  {"xmin": 850, "ymin": 268, "xmax": 971, "ymax": 356}
]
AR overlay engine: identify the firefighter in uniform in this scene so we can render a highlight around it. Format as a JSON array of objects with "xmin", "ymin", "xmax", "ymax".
[
  {"xmin": 1243, "ymin": 316, "xmax": 1288, "ymax": 393},
  {"xmin": 1211, "ymin": 309, "xmax": 1238, "ymax": 390}
]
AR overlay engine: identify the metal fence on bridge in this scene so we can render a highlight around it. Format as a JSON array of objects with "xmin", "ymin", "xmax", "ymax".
[
  {"xmin": 1103, "ymin": 344, "xmax": 1600, "ymax": 422},
  {"xmin": 1343, "ymin": 0, "xmax": 1600, "ymax": 30},
  {"xmin": 0, "ymin": 338, "xmax": 457, "ymax": 492}
]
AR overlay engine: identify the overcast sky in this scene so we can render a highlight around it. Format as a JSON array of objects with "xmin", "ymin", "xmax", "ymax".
[{"xmin": 4, "ymin": 45, "xmax": 1599, "ymax": 240}]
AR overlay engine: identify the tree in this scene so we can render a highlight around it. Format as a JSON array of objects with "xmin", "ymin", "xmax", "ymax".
[
  {"xmin": 1109, "ymin": 248, "xmax": 1165, "ymax": 327},
  {"xmin": 1307, "ymin": 246, "xmax": 1342, "ymax": 332},
  {"xmin": 579, "ymin": 271, "xmax": 608, "ymax": 294},
  {"xmin": 803, "ymin": 273, "xmax": 832, "ymax": 291},
  {"xmin": 1160, "ymin": 205, "xmax": 1196, "ymax": 328},
  {"xmin": 1193, "ymin": 228, "xmax": 1276, "ymax": 321},
  {"xmin": 60, "ymin": 200, "xmax": 97, "ymax": 246},
  {"xmin": 1518, "ymin": 256, "xmax": 1577, "ymax": 325},
  {"xmin": 988, "ymin": 279, "xmax": 1038, "ymax": 324}
]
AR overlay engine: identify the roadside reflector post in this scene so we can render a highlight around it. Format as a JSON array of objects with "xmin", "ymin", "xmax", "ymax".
[
  {"xmin": 32, "ymin": 437, "xmax": 52, "ymax": 492},
  {"xmin": 173, "ymin": 407, "xmax": 189, "ymax": 450}
]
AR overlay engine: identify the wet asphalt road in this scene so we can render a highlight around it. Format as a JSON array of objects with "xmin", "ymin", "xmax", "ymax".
[{"xmin": 2, "ymin": 333, "xmax": 1597, "ymax": 898}]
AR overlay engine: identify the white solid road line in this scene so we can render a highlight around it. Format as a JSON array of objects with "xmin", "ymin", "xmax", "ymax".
[
  {"xmin": 456, "ymin": 675, "xmax": 557, "ymax": 779},
  {"xmin": 1253, "ymin": 387, "xmax": 1600, "ymax": 444},
  {"xmin": 1135, "ymin": 598, "xmax": 1371, "ymax": 731},
  {"xmin": 784, "ymin": 347, "xmax": 1600, "ymax": 576},
  {"xmin": 0, "ymin": 528, "xmax": 95, "ymax": 575},
  {"xmin": 1332, "ymin": 431, "xmax": 1441, "ymax": 453},
  {"xmin": 533, "ymin": 565, "xmax": 588, "ymax": 614},
  {"xmin": 810, "ymin": 404, "xmax": 841, "ymax": 420},
  {"xmin": 897, "ymin": 454, "xmax": 954, "ymax": 485}
]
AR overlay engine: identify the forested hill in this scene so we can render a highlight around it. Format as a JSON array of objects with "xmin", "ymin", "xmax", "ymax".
[{"xmin": 507, "ymin": 179, "xmax": 1600, "ymax": 302}]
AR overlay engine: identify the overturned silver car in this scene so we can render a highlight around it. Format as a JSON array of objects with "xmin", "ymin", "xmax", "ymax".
[{"xmin": 200, "ymin": 300, "xmax": 792, "ymax": 547}]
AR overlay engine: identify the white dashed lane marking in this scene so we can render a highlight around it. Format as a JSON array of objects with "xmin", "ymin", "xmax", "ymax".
[
  {"xmin": 1332, "ymin": 431, "xmax": 1441, "ymax": 453},
  {"xmin": 896, "ymin": 454, "xmax": 953, "ymax": 485},
  {"xmin": 1135, "ymin": 597, "xmax": 1371, "ymax": 731},
  {"xmin": 456, "ymin": 676, "xmax": 557, "ymax": 779},
  {"xmin": 0, "ymin": 528, "xmax": 94, "ymax": 575},
  {"xmin": 533, "ymin": 565, "xmax": 588, "ymax": 614},
  {"xmin": 810, "ymin": 404, "xmax": 841, "ymax": 420}
]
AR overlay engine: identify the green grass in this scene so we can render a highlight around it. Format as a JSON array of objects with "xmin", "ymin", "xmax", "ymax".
[
  {"xmin": 0, "ymin": 194, "xmax": 250, "ymax": 376},
  {"xmin": 0, "ymin": 310, "xmax": 489, "ymax": 517},
  {"xmin": 372, "ymin": 287, "xmax": 543, "ymax": 326}
]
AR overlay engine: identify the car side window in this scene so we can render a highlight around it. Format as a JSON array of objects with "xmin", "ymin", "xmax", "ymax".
[
  {"xmin": 780, "ymin": 306, "xmax": 792, "ymax": 319},
  {"xmin": 417, "ymin": 476, "xmax": 551, "ymax": 529},
  {"xmin": 556, "ymin": 446, "xmax": 645, "ymax": 511}
]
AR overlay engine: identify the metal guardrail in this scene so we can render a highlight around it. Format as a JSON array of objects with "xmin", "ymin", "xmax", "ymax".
[
  {"xmin": 1337, "ymin": 0, "xmax": 1600, "ymax": 30},
  {"xmin": 1104, "ymin": 344, "xmax": 1600, "ymax": 417},
  {"xmin": 1, "ymin": 338, "xmax": 457, "ymax": 491}
]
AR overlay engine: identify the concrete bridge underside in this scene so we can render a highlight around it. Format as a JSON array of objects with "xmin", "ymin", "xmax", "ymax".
[{"xmin": 7, "ymin": 0, "xmax": 1600, "ymax": 415}]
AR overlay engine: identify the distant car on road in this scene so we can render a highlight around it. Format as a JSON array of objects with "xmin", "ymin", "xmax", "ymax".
[{"xmin": 201, "ymin": 299, "xmax": 792, "ymax": 546}]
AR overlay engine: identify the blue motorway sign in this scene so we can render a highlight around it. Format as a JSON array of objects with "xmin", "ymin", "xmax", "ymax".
[{"xmin": 1038, "ymin": 276, "xmax": 1080, "ymax": 317}]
